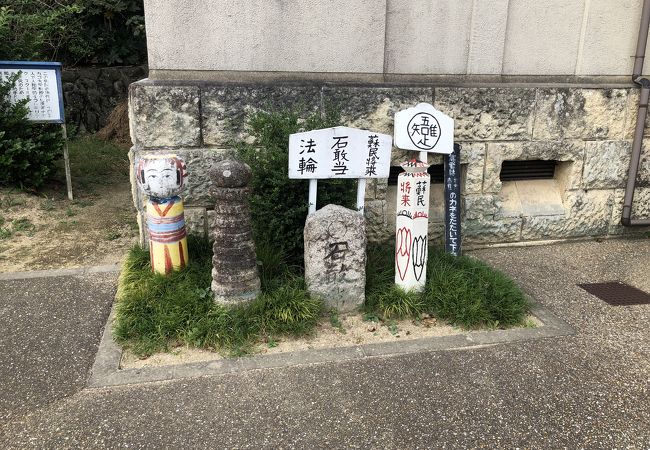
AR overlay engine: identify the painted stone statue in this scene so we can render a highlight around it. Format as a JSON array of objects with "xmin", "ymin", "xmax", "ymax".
[{"xmin": 136, "ymin": 154, "xmax": 189, "ymax": 274}]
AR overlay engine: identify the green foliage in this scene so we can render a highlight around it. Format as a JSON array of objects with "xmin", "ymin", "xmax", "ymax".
[
  {"xmin": 0, "ymin": 0, "xmax": 146, "ymax": 66},
  {"xmin": 0, "ymin": 74, "xmax": 63, "ymax": 189},
  {"xmin": 113, "ymin": 236, "xmax": 322, "ymax": 357},
  {"xmin": 365, "ymin": 242, "xmax": 530, "ymax": 328},
  {"xmin": 237, "ymin": 108, "xmax": 356, "ymax": 266}
]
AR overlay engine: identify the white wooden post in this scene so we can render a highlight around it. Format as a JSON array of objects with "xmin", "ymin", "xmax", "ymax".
[
  {"xmin": 308, "ymin": 179, "xmax": 318, "ymax": 214},
  {"xmin": 61, "ymin": 123, "xmax": 73, "ymax": 201},
  {"xmin": 356, "ymin": 178, "xmax": 366, "ymax": 214}
]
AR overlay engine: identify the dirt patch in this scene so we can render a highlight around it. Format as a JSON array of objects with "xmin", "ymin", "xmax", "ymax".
[
  {"xmin": 0, "ymin": 184, "xmax": 138, "ymax": 272},
  {"xmin": 120, "ymin": 313, "xmax": 542, "ymax": 369}
]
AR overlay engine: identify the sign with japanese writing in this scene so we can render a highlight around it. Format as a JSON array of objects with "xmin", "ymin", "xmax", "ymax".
[
  {"xmin": 0, "ymin": 61, "xmax": 64, "ymax": 123},
  {"xmin": 395, "ymin": 160, "xmax": 430, "ymax": 292},
  {"xmin": 289, "ymin": 127, "xmax": 392, "ymax": 179},
  {"xmin": 444, "ymin": 144, "xmax": 462, "ymax": 256},
  {"xmin": 394, "ymin": 103, "xmax": 453, "ymax": 154}
]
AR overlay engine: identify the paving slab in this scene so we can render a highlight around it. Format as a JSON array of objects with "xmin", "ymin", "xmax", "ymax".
[
  {"xmin": 0, "ymin": 238, "xmax": 649, "ymax": 448},
  {"xmin": 0, "ymin": 270, "xmax": 117, "ymax": 424}
]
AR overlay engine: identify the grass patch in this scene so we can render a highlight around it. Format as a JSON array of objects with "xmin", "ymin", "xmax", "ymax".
[
  {"xmin": 68, "ymin": 137, "xmax": 130, "ymax": 186},
  {"xmin": 113, "ymin": 236, "xmax": 322, "ymax": 357},
  {"xmin": 365, "ymin": 242, "xmax": 529, "ymax": 329}
]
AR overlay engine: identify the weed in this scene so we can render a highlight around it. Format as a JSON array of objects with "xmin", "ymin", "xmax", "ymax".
[
  {"xmin": 523, "ymin": 317, "xmax": 537, "ymax": 328},
  {"xmin": 12, "ymin": 218, "xmax": 35, "ymax": 233},
  {"xmin": 0, "ymin": 194, "xmax": 26, "ymax": 209},
  {"xmin": 106, "ymin": 230, "xmax": 121, "ymax": 241},
  {"xmin": 387, "ymin": 321, "xmax": 399, "ymax": 336},
  {"xmin": 362, "ymin": 312, "xmax": 380, "ymax": 323},
  {"xmin": 267, "ymin": 338, "xmax": 278, "ymax": 348},
  {"xmin": 329, "ymin": 310, "xmax": 345, "ymax": 333},
  {"xmin": 40, "ymin": 198, "xmax": 55, "ymax": 211},
  {"xmin": 0, "ymin": 228, "xmax": 11, "ymax": 239},
  {"xmin": 113, "ymin": 236, "xmax": 322, "ymax": 357},
  {"xmin": 65, "ymin": 206, "xmax": 76, "ymax": 217},
  {"xmin": 364, "ymin": 242, "xmax": 529, "ymax": 329}
]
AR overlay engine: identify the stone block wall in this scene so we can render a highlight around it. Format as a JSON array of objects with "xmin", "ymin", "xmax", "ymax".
[
  {"xmin": 128, "ymin": 79, "xmax": 650, "ymax": 246},
  {"xmin": 62, "ymin": 65, "xmax": 147, "ymax": 133}
]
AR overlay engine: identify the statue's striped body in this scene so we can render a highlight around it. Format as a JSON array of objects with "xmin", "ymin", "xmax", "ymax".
[{"xmin": 146, "ymin": 196, "xmax": 189, "ymax": 274}]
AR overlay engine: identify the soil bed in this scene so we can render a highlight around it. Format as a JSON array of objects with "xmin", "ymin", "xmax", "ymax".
[
  {"xmin": 121, "ymin": 313, "xmax": 541, "ymax": 369},
  {"xmin": 0, "ymin": 137, "xmax": 137, "ymax": 272}
]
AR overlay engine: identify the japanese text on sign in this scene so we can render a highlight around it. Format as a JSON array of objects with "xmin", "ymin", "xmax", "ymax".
[
  {"xmin": 0, "ymin": 62, "xmax": 63, "ymax": 123},
  {"xmin": 289, "ymin": 127, "xmax": 392, "ymax": 179},
  {"xmin": 394, "ymin": 103, "xmax": 454, "ymax": 154}
]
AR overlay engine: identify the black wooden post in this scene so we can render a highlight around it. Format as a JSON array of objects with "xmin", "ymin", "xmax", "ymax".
[{"xmin": 444, "ymin": 143, "xmax": 462, "ymax": 256}]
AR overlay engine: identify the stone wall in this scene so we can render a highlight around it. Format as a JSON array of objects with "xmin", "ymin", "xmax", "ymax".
[
  {"xmin": 128, "ymin": 79, "xmax": 650, "ymax": 246},
  {"xmin": 62, "ymin": 65, "xmax": 147, "ymax": 134}
]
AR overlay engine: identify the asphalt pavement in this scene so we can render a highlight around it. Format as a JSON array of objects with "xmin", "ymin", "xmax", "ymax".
[{"xmin": 0, "ymin": 238, "xmax": 648, "ymax": 449}]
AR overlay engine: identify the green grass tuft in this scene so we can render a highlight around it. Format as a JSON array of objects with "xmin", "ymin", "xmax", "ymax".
[
  {"xmin": 365, "ymin": 242, "xmax": 529, "ymax": 328},
  {"xmin": 113, "ymin": 236, "xmax": 321, "ymax": 357}
]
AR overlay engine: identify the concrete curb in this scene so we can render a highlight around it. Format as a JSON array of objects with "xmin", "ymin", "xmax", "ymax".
[
  {"xmin": 0, "ymin": 264, "xmax": 121, "ymax": 281},
  {"xmin": 88, "ymin": 302, "xmax": 574, "ymax": 388}
]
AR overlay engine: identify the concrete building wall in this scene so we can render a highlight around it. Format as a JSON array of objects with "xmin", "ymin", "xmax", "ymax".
[{"xmin": 144, "ymin": 0, "xmax": 650, "ymax": 78}]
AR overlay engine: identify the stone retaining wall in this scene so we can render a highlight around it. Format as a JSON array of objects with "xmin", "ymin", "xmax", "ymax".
[
  {"xmin": 128, "ymin": 79, "xmax": 650, "ymax": 246},
  {"xmin": 62, "ymin": 65, "xmax": 147, "ymax": 134}
]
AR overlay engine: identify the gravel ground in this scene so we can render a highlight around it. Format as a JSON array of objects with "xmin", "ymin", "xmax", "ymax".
[{"xmin": 0, "ymin": 238, "xmax": 649, "ymax": 449}]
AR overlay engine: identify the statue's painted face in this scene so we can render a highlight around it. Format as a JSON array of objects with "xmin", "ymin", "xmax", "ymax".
[{"xmin": 136, "ymin": 155, "xmax": 187, "ymax": 199}]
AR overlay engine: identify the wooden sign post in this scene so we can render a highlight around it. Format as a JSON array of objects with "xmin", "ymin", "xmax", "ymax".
[
  {"xmin": 288, "ymin": 126, "xmax": 392, "ymax": 214},
  {"xmin": 0, "ymin": 61, "xmax": 72, "ymax": 200},
  {"xmin": 393, "ymin": 103, "xmax": 455, "ymax": 291},
  {"xmin": 395, "ymin": 160, "xmax": 430, "ymax": 290}
]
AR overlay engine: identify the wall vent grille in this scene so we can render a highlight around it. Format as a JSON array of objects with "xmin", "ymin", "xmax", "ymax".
[{"xmin": 500, "ymin": 160, "xmax": 557, "ymax": 181}]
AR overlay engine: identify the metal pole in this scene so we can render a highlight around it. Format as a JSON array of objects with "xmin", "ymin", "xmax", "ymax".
[
  {"xmin": 622, "ymin": 0, "xmax": 650, "ymax": 226},
  {"xmin": 356, "ymin": 178, "xmax": 366, "ymax": 214},
  {"xmin": 61, "ymin": 123, "xmax": 73, "ymax": 201},
  {"xmin": 308, "ymin": 179, "xmax": 317, "ymax": 214}
]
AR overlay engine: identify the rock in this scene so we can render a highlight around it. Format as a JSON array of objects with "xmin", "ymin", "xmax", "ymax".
[
  {"xmin": 129, "ymin": 83, "xmax": 201, "ymax": 148},
  {"xmin": 608, "ymin": 187, "xmax": 650, "ymax": 235},
  {"xmin": 201, "ymin": 85, "xmax": 321, "ymax": 146},
  {"xmin": 323, "ymin": 86, "xmax": 433, "ymax": 135},
  {"xmin": 210, "ymin": 160, "xmax": 252, "ymax": 188},
  {"xmin": 520, "ymin": 190, "xmax": 613, "ymax": 240},
  {"xmin": 304, "ymin": 204, "xmax": 366, "ymax": 313},
  {"xmin": 210, "ymin": 160, "xmax": 260, "ymax": 305},
  {"xmin": 534, "ymin": 88, "xmax": 628, "ymax": 140},
  {"xmin": 434, "ymin": 87, "xmax": 536, "ymax": 141},
  {"xmin": 582, "ymin": 141, "xmax": 632, "ymax": 189}
]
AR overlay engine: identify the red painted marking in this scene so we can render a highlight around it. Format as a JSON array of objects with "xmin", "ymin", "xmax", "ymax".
[
  {"xmin": 395, "ymin": 227, "xmax": 412, "ymax": 281},
  {"xmin": 164, "ymin": 245, "xmax": 172, "ymax": 274},
  {"xmin": 152, "ymin": 201, "xmax": 175, "ymax": 217},
  {"xmin": 179, "ymin": 241, "xmax": 186, "ymax": 268}
]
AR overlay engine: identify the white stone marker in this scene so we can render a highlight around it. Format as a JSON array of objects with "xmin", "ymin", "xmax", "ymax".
[
  {"xmin": 394, "ymin": 160, "xmax": 430, "ymax": 291},
  {"xmin": 289, "ymin": 127, "xmax": 392, "ymax": 214}
]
